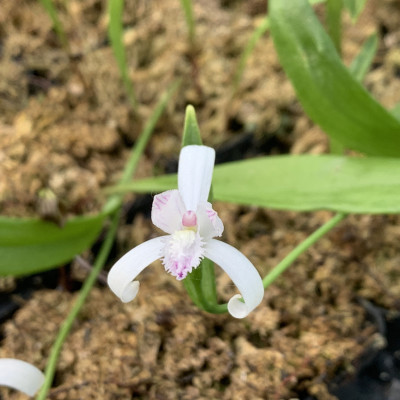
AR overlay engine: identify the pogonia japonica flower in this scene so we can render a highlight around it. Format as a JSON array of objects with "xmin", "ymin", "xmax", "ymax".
[
  {"xmin": 0, "ymin": 358, "xmax": 44, "ymax": 396},
  {"xmin": 107, "ymin": 145, "xmax": 264, "ymax": 318}
]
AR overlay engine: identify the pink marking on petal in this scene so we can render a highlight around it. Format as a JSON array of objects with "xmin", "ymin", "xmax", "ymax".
[
  {"xmin": 206, "ymin": 208, "xmax": 217, "ymax": 220},
  {"xmin": 182, "ymin": 211, "xmax": 197, "ymax": 227},
  {"xmin": 151, "ymin": 190, "xmax": 186, "ymax": 234},
  {"xmin": 196, "ymin": 202, "xmax": 224, "ymax": 239},
  {"xmin": 153, "ymin": 192, "xmax": 171, "ymax": 211}
]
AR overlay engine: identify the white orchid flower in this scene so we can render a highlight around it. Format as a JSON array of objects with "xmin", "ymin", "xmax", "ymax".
[
  {"xmin": 0, "ymin": 358, "xmax": 45, "ymax": 396},
  {"xmin": 108, "ymin": 145, "xmax": 264, "ymax": 318}
]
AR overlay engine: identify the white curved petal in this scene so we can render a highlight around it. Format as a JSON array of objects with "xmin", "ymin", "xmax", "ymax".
[
  {"xmin": 197, "ymin": 202, "xmax": 224, "ymax": 240},
  {"xmin": 178, "ymin": 145, "xmax": 215, "ymax": 211},
  {"xmin": 0, "ymin": 358, "xmax": 44, "ymax": 396},
  {"xmin": 107, "ymin": 237, "xmax": 166, "ymax": 302},
  {"xmin": 151, "ymin": 190, "xmax": 186, "ymax": 234},
  {"xmin": 204, "ymin": 239, "xmax": 264, "ymax": 318}
]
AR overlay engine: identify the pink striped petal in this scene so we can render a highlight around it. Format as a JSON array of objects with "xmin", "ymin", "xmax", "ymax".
[
  {"xmin": 151, "ymin": 190, "xmax": 186, "ymax": 234},
  {"xmin": 197, "ymin": 202, "xmax": 224, "ymax": 240}
]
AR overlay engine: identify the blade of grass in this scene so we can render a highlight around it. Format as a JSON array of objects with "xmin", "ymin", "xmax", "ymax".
[
  {"xmin": 233, "ymin": 16, "xmax": 270, "ymax": 94},
  {"xmin": 343, "ymin": 0, "xmax": 368, "ymax": 21},
  {"xmin": 107, "ymin": 0, "xmax": 137, "ymax": 110},
  {"xmin": 349, "ymin": 32, "xmax": 378, "ymax": 82},
  {"xmin": 38, "ymin": 0, "xmax": 68, "ymax": 49},
  {"xmin": 103, "ymin": 80, "xmax": 181, "ymax": 215},
  {"xmin": 179, "ymin": 0, "xmax": 196, "ymax": 47},
  {"xmin": 36, "ymin": 82, "xmax": 179, "ymax": 400}
]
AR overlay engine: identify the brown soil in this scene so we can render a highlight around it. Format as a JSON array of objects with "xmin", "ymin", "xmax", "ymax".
[{"xmin": 1, "ymin": 0, "xmax": 400, "ymax": 399}]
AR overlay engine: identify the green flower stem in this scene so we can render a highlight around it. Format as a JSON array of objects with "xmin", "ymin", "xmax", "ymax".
[
  {"xmin": 36, "ymin": 83, "xmax": 179, "ymax": 400},
  {"xmin": 36, "ymin": 210, "xmax": 121, "ymax": 400},
  {"xmin": 183, "ymin": 266, "xmax": 227, "ymax": 314},
  {"xmin": 263, "ymin": 212, "xmax": 346, "ymax": 288},
  {"xmin": 200, "ymin": 258, "xmax": 218, "ymax": 305}
]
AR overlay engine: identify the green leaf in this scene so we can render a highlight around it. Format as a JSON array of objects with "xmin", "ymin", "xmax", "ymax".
[
  {"xmin": 233, "ymin": 17, "xmax": 270, "ymax": 92},
  {"xmin": 38, "ymin": 0, "xmax": 68, "ymax": 49},
  {"xmin": 0, "ymin": 214, "xmax": 105, "ymax": 276},
  {"xmin": 391, "ymin": 103, "xmax": 400, "ymax": 122},
  {"xmin": 343, "ymin": 0, "xmax": 367, "ymax": 21},
  {"xmin": 269, "ymin": 0, "xmax": 400, "ymax": 158},
  {"xmin": 107, "ymin": 0, "xmax": 137, "ymax": 109},
  {"xmin": 179, "ymin": 0, "xmax": 196, "ymax": 46},
  {"xmin": 349, "ymin": 32, "xmax": 378, "ymax": 82},
  {"xmin": 111, "ymin": 155, "xmax": 400, "ymax": 214},
  {"xmin": 182, "ymin": 105, "xmax": 203, "ymax": 146},
  {"xmin": 326, "ymin": 0, "xmax": 343, "ymax": 54}
]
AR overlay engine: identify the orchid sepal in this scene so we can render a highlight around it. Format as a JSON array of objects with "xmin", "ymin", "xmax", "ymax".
[{"xmin": 0, "ymin": 358, "xmax": 44, "ymax": 396}]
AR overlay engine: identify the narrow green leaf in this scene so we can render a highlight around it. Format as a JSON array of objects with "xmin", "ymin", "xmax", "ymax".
[
  {"xmin": 0, "ymin": 214, "xmax": 105, "ymax": 276},
  {"xmin": 38, "ymin": 0, "xmax": 68, "ymax": 49},
  {"xmin": 233, "ymin": 17, "xmax": 270, "ymax": 92},
  {"xmin": 391, "ymin": 103, "xmax": 400, "ymax": 122},
  {"xmin": 349, "ymin": 32, "xmax": 378, "ymax": 82},
  {"xmin": 179, "ymin": 0, "xmax": 196, "ymax": 46},
  {"xmin": 110, "ymin": 155, "xmax": 400, "ymax": 214},
  {"xmin": 343, "ymin": 0, "xmax": 367, "ymax": 21},
  {"xmin": 107, "ymin": 0, "xmax": 137, "ymax": 109},
  {"xmin": 269, "ymin": 0, "xmax": 400, "ymax": 157}
]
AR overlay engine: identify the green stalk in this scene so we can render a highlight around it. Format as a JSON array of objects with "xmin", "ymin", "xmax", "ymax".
[
  {"xmin": 36, "ymin": 83, "xmax": 179, "ymax": 400},
  {"xmin": 263, "ymin": 213, "xmax": 346, "ymax": 288},
  {"xmin": 183, "ymin": 267, "xmax": 227, "ymax": 314},
  {"xmin": 36, "ymin": 210, "xmax": 120, "ymax": 400},
  {"xmin": 179, "ymin": 0, "xmax": 196, "ymax": 47}
]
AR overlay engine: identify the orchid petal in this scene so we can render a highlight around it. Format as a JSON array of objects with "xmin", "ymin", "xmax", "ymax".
[
  {"xmin": 151, "ymin": 190, "xmax": 186, "ymax": 234},
  {"xmin": 197, "ymin": 202, "xmax": 224, "ymax": 240},
  {"xmin": 204, "ymin": 239, "xmax": 264, "ymax": 318},
  {"xmin": 0, "ymin": 359, "xmax": 44, "ymax": 396},
  {"xmin": 178, "ymin": 145, "xmax": 215, "ymax": 211},
  {"xmin": 107, "ymin": 237, "xmax": 166, "ymax": 302}
]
